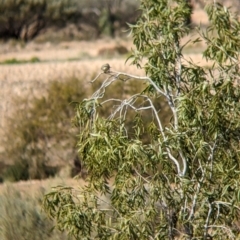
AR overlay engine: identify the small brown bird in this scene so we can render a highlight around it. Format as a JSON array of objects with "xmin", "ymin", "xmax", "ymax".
[{"xmin": 101, "ymin": 63, "xmax": 111, "ymax": 73}]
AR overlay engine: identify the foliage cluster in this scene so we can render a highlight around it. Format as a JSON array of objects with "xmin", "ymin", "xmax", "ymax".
[
  {"xmin": 43, "ymin": 0, "xmax": 240, "ymax": 239},
  {"xmin": 0, "ymin": 186, "xmax": 72, "ymax": 240}
]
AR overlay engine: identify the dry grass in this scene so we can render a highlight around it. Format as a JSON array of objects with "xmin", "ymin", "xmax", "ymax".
[{"xmin": 0, "ymin": 177, "xmax": 85, "ymax": 195}]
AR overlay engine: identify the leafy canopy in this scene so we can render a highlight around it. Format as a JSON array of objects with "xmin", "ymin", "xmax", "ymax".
[{"xmin": 43, "ymin": 1, "xmax": 240, "ymax": 239}]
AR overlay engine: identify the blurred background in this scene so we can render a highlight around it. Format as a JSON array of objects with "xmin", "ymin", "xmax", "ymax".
[{"xmin": 0, "ymin": 0, "xmax": 239, "ymax": 239}]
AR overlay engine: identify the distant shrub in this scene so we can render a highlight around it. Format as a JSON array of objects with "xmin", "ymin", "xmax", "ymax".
[
  {"xmin": 0, "ymin": 57, "xmax": 40, "ymax": 65},
  {"xmin": 0, "ymin": 186, "xmax": 72, "ymax": 240},
  {"xmin": 0, "ymin": 0, "xmax": 140, "ymax": 41},
  {"xmin": 0, "ymin": 0, "xmax": 80, "ymax": 41},
  {"xmin": 2, "ymin": 77, "xmax": 88, "ymax": 181}
]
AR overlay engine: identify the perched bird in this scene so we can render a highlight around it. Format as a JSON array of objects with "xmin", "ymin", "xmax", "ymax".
[{"xmin": 101, "ymin": 63, "xmax": 111, "ymax": 73}]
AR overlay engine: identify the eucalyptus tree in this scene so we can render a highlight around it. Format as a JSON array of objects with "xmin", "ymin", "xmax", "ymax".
[{"xmin": 43, "ymin": 0, "xmax": 240, "ymax": 239}]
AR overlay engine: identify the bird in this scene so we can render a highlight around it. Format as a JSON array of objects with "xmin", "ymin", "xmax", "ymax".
[{"xmin": 101, "ymin": 63, "xmax": 111, "ymax": 73}]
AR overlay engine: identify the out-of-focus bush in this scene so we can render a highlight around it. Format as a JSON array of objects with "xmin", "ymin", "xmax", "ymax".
[
  {"xmin": 0, "ymin": 186, "xmax": 72, "ymax": 240},
  {"xmin": 0, "ymin": 0, "xmax": 140, "ymax": 41},
  {"xmin": 0, "ymin": 0, "xmax": 80, "ymax": 41},
  {"xmin": 1, "ymin": 77, "xmax": 88, "ymax": 182}
]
